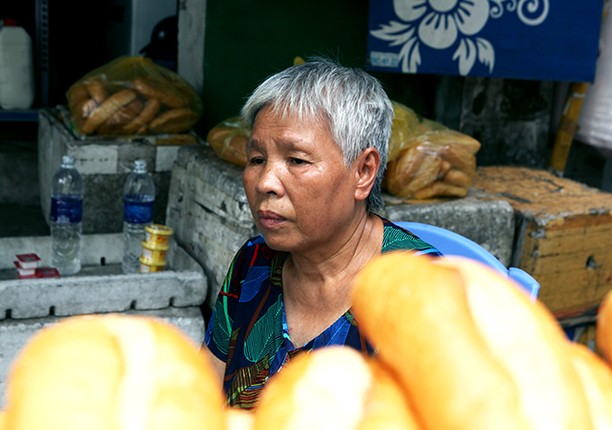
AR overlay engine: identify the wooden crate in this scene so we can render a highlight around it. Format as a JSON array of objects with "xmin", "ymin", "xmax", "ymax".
[{"xmin": 472, "ymin": 166, "xmax": 612, "ymax": 318}]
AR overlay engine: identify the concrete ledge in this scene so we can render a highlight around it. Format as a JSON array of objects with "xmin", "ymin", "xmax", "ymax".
[
  {"xmin": 382, "ymin": 195, "xmax": 515, "ymax": 265},
  {"xmin": 0, "ymin": 234, "xmax": 207, "ymax": 319},
  {"xmin": 0, "ymin": 233, "xmax": 208, "ymax": 408}
]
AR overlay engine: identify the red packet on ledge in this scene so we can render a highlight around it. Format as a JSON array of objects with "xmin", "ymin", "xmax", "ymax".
[
  {"xmin": 36, "ymin": 267, "xmax": 61, "ymax": 278},
  {"xmin": 14, "ymin": 261, "xmax": 36, "ymax": 277},
  {"xmin": 15, "ymin": 253, "xmax": 41, "ymax": 269}
]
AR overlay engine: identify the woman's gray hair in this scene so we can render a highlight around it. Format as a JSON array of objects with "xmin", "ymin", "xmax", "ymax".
[{"xmin": 241, "ymin": 57, "xmax": 393, "ymax": 212}]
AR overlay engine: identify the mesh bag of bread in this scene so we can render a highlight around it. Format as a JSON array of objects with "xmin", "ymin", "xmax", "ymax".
[
  {"xmin": 384, "ymin": 101, "xmax": 481, "ymax": 200},
  {"xmin": 206, "ymin": 116, "xmax": 250, "ymax": 167},
  {"xmin": 66, "ymin": 56, "xmax": 203, "ymax": 137}
]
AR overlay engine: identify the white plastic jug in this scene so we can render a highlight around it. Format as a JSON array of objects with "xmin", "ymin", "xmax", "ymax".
[{"xmin": 0, "ymin": 18, "xmax": 35, "ymax": 110}]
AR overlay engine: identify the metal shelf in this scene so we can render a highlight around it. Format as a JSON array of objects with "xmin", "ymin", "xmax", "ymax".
[{"xmin": 0, "ymin": 110, "xmax": 39, "ymax": 122}]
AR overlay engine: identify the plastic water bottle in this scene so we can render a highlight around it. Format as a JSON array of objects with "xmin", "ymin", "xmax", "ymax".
[
  {"xmin": 122, "ymin": 159, "xmax": 155, "ymax": 274},
  {"xmin": 50, "ymin": 155, "xmax": 84, "ymax": 275}
]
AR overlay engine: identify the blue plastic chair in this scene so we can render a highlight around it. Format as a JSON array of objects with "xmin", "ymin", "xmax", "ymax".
[{"xmin": 395, "ymin": 221, "xmax": 540, "ymax": 301}]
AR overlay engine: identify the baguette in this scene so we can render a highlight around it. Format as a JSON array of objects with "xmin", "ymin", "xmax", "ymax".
[
  {"xmin": 596, "ymin": 290, "xmax": 612, "ymax": 363},
  {"xmin": 351, "ymin": 252, "xmax": 593, "ymax": 430},
  {"xmin": 96, "ymin": 98, "xmax": 145, "ymax": 135},
  {"xmin": 2, "ymin": 314, "xmax": 225, "ymax": 430},
  {"xmin": 443, "ymin": 168, "xmax": 472, "ymax": 188},
  {"xmin": 133, "ymin": 78, "xmax": 188, "ymax": 109},
  {"xmin": 148, "ymin": 108, "xmax": 199, "ymax": 134},
  {"xmin": 253, "ymin": 346, "xmax": 422, "ymax": 430},
  {"xmin": 413, "ymin": 181, "xmax": 468, "ymax": 199},
  {"xmin": 85, "ymin": 78, "xmax": 108, "ymax": 105},
  {"xmin": 567, "ymin": 342, "xmax": 612, "ymax": 429},
  {"xmin": 122, "ymin": 97, "xmax": 161, "ymax": 134},
  {"xmin": 81, "ymin": 89, "xmax": 138, "ymax": 135}
]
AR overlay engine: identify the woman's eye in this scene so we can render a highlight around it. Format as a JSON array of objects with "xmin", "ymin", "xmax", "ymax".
[
  {"xmin": 289, "ymin": 158, "xmax": 306, "ymax": 165},
  {"xmin": 248, "ymin": 156, "xmax": 264, "ymax": 165}
]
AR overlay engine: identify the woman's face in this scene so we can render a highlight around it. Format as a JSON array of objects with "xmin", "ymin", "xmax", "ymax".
[{"xmin": 243, "ymin": 106, "xmax": 362, "ymax": 253}]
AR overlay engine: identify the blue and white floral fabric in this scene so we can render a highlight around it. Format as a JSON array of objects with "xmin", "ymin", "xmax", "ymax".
[{"xmin": 368, "ymin": 0, "xmax": 603, "ymax": 82}]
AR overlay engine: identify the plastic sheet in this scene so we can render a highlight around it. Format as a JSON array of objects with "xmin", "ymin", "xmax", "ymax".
[{"xmin": 577, "ymin": 1, "xmax": 612, "ymax": 156}]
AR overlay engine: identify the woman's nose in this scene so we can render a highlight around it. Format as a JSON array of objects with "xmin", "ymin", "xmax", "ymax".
[{"xmin": 255, "ymin": 162, "xmax": 284, "ymax": 195}]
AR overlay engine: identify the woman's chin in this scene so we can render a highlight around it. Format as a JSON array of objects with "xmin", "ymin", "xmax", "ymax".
[{"xmin": 260, "ymin": 232, "xmax": 296, "ymax": 252}]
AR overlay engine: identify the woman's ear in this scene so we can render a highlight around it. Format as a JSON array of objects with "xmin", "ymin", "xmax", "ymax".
[{"xmin": 354, "ymin": 148, "xmax": 381, "ymax": 202}]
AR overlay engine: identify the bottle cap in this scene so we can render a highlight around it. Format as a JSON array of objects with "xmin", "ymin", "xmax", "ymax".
[
  {"xmin": 134, "ymin": 159, "xmax": 147, "ymax": 171},
  {"xmin": 61, "ymin": 155, "xmax": 75, "ymax": 167}
]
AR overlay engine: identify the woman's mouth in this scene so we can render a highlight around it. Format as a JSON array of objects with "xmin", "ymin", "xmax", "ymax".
[{"xmin": 257, "ymin": 210, "xmax": 286, "ymax": 230}]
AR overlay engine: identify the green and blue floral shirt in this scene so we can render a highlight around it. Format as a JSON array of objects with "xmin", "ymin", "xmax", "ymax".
[{"xmin": 204, "ymin": 216, "xmax": 440, "ymax": 409}]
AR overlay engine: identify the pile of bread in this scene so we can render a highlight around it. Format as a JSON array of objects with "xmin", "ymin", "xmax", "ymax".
[
  {"xmin": 66, "ymin": 56, "xmax": 202, "ymax": 137},
  {"xmin": 382, "ymin": 101, "xmax": 481, "ymax": 200},
  {"xmin": 206, "ymin": 101, "xmax": 480, "ymax": 200},
  {"xmin": 2, "ymin": 252, "xmax": 611, "ymax": 429}
]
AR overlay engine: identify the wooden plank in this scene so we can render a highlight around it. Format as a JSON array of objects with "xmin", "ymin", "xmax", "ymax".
[
  {"xmin": 525, "ymin": 250, "xmax": 612, "ymax": 276},
  {"xmin": 529, "ymin": 232, "xmax": 612, "ymax": 256},
  {"xmin": 535, "ymin": 268, "xmax": 610, "ymax": 317},
  {"xmin": 538, "ymin": 216, "xmax": 612, "ymax": 235},
  {"xmin": 473, "ymin": 166, "xmax": 612, "ymax": 216}
]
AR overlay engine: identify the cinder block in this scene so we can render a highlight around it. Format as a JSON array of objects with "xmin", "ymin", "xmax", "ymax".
[
  {"xmin": 166, "ymin": 145, "xmax": 257, "ymax": 308},
  {"xmin": 382, "ymin": 196, "xmax": 516, "ymax": 265},
  {"xmin": 0, "ymin": 234, "xmax": 207, "ymax": 320},
  {"xmin": 37, "ymin": 107, "xmax": 196, "ymax": 234}
]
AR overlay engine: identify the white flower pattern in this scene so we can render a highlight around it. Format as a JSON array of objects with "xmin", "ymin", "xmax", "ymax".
[{"xmin": 371, "ymin": 0, "xmax": 550, "ymax": 75}]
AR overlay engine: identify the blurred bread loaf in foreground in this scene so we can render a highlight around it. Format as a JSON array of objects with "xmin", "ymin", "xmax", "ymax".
[
  {"xmin": 253, "ymin": 346, "xmax": 421, "ymax": 430},
  {"xmin": 1, "ymin": 314, "xmax": 225, "ymax": 430},
  {"xmin": 351, "ymin": 252, "xmax": 609, "ymax": 430}
]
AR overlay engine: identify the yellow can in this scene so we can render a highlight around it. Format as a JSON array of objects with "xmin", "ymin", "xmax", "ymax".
[
  {"xmin": 141, "ymin": 241, "xmax": 168, "ymax": 265},
  {"xmin": 139, "ymin": 256, "xmax": 166, "ymax": 273},
  {"xmin": 144, "ymin": 224, "xmax": 174, "ymax": 249}
]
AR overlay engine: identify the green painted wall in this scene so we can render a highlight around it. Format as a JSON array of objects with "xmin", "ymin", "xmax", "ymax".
[{"xmin": 200, "ymin": 0, "xmax": 437, "ymax": 134}]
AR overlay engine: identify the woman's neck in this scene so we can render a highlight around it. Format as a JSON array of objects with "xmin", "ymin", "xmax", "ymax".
[{"xmin": 281, "ymin": 213, "xmax": 383, "ymax": 346}]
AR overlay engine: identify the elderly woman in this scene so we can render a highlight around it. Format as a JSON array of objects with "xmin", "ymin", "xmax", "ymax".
[{"xmin": 204, "ymin": 58, "xmax": 440, "ymax": 408}]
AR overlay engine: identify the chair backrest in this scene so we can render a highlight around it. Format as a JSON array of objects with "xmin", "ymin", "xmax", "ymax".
[{"xmin": 394, "ymin": 221, "xmax": 540, "ymax": 301}]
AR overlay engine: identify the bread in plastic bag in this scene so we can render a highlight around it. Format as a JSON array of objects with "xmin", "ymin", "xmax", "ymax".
[
  {"xmin": 206, "ymin": 117, "xmax": 250, "ymax": 167},
  {"xmin": 384, "ymin": 101, "xmax": 481, "ymax": 200},
  {"xmin": 66, "ymin": 56, "xmax": 203, "ymax": 136}
]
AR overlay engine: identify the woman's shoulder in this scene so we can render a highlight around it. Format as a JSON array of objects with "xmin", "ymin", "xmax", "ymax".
[
  {"xmin": 379, "ymin": 216, "xmax": 442, "ymax": 256},
  {"xmin": 227, "ymin": 235, "xmax": 287, "ymax": 281},
  {"xmin": 232, "ymin": 234, "xmax": 280, "ymax": 267}
]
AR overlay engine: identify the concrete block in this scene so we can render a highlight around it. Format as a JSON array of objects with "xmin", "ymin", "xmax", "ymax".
[
  {"xmin": 37, "ymin": 108, "xmax": 195, "ymax": 234},
  {"xmin": 166, "ymin": 145, "xmax": 257, "ymax": 307},
  {"xmin": 382, "ymin": 195, "xmax": 516, "ymax": 265}
]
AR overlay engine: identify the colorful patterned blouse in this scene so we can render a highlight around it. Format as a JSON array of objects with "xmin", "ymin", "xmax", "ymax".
[{"xmin": 204, "ymin": 216, "xmax": 441, "ymax": 409}]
